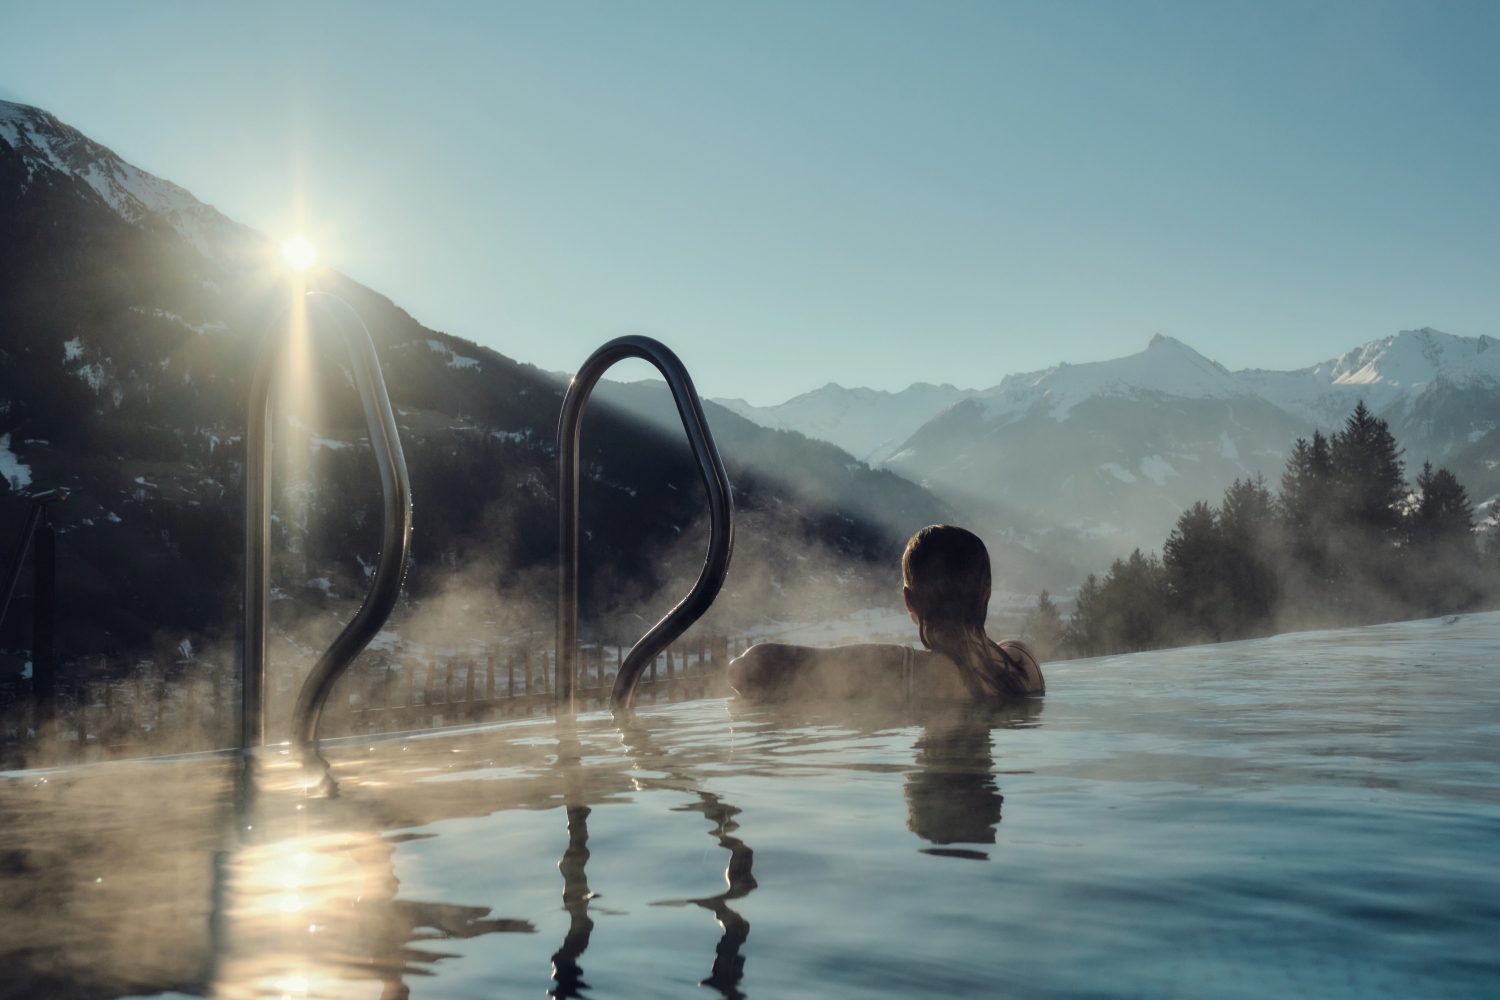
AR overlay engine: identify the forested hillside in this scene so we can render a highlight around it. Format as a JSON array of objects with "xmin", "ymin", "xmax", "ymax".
[{"xmin": 1027, "ymin": 403, "xmax": 1498, "ymax": 658}]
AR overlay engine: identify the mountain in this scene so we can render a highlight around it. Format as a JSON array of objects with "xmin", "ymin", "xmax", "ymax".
[
  {"xmin": 889, "ymin": 346, "xmax": 1308, "ymax": 554},
  {"xmin": 562, "ymin": 376, "xmax": 1074, "ymax": 590},
  {"xmin": 1238, "ymin": 328, "xmax": 1500, "ymax": 458},
  {"xmin": 0, "ymin": 100, "xmax": 954, "ymax": 677},
  {"xmin": 712, "ymin": 382, "xmax": 978, "ymax": 465},
  {"xmin": 734, "ymin": 331, "xmax": 1500, "ymax": 560}
]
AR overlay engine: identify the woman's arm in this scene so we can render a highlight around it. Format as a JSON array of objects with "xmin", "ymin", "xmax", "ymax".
[
  {"xmin": 998, "ymin": 640, "xmax": 1046, "ymax": 695},
  {"xmin": 727, "ymin": 642, "xmax": 913, "ymax": 702}
]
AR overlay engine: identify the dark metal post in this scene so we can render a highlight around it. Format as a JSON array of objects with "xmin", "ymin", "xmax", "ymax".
[
  {"xmin": 556, "ymin": 336, "xmax": 735, "ymax": 714},
  {"xmin": 0, "ymin": 505, "xmax": 43, "ymax": 635},
  {"xmin": 0, "ymin": 488, "xmax": 66, "ymax": 652},
  {"xmin": 31, "ymin": 509, "xmax": 56, "ymax": 735}
]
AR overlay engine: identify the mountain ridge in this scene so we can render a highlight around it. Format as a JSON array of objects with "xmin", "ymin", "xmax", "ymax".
[
  {"xmin": 722, "ymin": 329, "xmax": 1500, "ymax": 564},
  {"xmin": 730, "ymin": 327, "xmax": 1500, "ymax": 459}
]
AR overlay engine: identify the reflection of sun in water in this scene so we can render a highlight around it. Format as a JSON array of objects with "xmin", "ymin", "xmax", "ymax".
[{"xmin": 282, "ymin": 235, "xmax": 317, "ymax": 272}]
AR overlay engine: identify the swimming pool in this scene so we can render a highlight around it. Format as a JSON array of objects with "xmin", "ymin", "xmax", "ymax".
[{"xmin": 3, "ymin": 612, "xmax": 1498, "ymax": 998}]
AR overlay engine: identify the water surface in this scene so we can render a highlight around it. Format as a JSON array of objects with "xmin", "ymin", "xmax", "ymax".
[{"xmin": 3, "ymin": 613, "xmax": 1498, "ymax": 998}]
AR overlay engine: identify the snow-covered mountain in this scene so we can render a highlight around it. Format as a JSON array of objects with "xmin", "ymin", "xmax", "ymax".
[
  {"xmin": 1240, "ymin": 329, "xmax": 1500, "ymax": 461},
  {"xmin": 712, "ymin": 382, "xmax": 978, "ymax": 465},
  {"xmin": 733, "ymin": 331, "xmax": 1500, "ymax": 558}
]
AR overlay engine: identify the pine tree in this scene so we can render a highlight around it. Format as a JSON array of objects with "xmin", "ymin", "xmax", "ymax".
[
  {"xmin": 1163, "ymin": 501, "xmax": 1222, "ymax": 639},
  {"xmin": 1410, "ymin": 461, "xmax": 1475, "ymax": 550},
  {"xmin": 1279, "ymin": 431, "xmax": 1333, "ymax": 534},
  {"xmin": 1404, "ymin": 461, "xmax": 1481, "ymax": 615},
  {"xmin": 1218, "ymin": 476, "xmax": 1278, "ymax": 631},
  {"xmin": 1021, "ymin": 589, "xmax": 1064, "ymax": 660},
  {"xmin": 1095, "ymin": 550, "xmax": 1170, "ymax": 652},
  {"xmin": 1063, "ymin": 574, "xmax": 1103, "ymax": 657},
  {"xmin": 1330, "ymin": 400, "xmax": 1406, "ymax": 537}
]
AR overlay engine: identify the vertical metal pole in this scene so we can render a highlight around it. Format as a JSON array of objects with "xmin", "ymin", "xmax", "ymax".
[
  {"xmin": 0, "ymin": 504, "xmax": 43, "ymax": 636},
  {"xmin": 75, "ymin": 683, "xmax": 88, "ymax": 753},
  {"xmin": 31, "ymin": 511, "xmax": 55, "ymax": 736},
  {"xmin": 243, "ymin": 324, "xmax": 276, "ymax": 749}
]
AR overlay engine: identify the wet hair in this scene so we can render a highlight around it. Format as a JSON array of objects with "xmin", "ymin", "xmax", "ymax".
[{"xmin": 902, "ymin": 525, "xmax": 1034, "ymax": 700}]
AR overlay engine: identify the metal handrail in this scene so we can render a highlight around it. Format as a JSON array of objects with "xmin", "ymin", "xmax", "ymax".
[
  {"xmin": 244, "ymin": 292, "xmax": 412, "ymax": 757},
  {"xmin": 0, "ymin": 488, "xmax": 67, "ymax": 734},
  {"xmin": 0, "ymin": 488, "xmax": 66, "ymax": 640},
  {"xmin": 556, "ymin": 336, "xmax": 734, "ymax": 714}
]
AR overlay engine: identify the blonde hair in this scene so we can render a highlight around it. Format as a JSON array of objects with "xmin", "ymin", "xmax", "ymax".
[{"xmin": 902, "ymin": 525, "xmax": 1035, "ymax": 700}]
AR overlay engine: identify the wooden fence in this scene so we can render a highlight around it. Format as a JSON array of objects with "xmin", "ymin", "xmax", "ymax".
[{"xmin": 0, "ymin": 634, "xmax": 759, "ymax": 766}]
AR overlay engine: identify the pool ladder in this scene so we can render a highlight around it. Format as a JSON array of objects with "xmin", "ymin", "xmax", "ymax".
[
  {"xmin": 242, "ymin": 292, "xmax": 413, "ymax": 757},
  {"xmin": 243, "ymin": 306, "xmax": 731, "ymax": 759},
  {"xmin": 556, "ymin": 336, "xmax": 734, "ymax": 713}
]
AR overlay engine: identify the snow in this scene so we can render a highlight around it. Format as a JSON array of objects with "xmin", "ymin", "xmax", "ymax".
[
  {"xmin": 427, "ymin": 339, "xmax": 481, "ymax": 371},
  {"xmin": 1240, "ymin": 328, "xmax": 1500, "ymax": 426},
  {"xmin": 0, "ymin": 434, "xmax": 33, "ymax": 490},
  {"xmin": 76, "ymin": 362, "xmax": 106, "ymax": 392},
  {"xmin": 1138, "ymin": 455, "xmax": 1179, "ymax": 487},
  {"xmin": 976, "ymin": 335, "xmax": 1249, "ymax": 424},
  {"xmin": 63, "ymin": 337, "xmax": 82, "ymax": 361},
  {"xmin": 0, "ymin": 100, "xmax": 253, "ymax": 261},
  {"xmin": 726, "ymin": 327, "xmax": 1500, "ymax": 462}
]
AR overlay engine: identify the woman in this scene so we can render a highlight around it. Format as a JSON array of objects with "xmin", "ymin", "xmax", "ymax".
[{"xmin": 727, "ymin": 525, "xmax": 1045, "ymax": 703}]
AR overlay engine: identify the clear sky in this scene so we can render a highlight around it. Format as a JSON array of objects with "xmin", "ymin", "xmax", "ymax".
[{"xmin": 3, "ymin": 2, "xmax": 1497, "ymax": 404}]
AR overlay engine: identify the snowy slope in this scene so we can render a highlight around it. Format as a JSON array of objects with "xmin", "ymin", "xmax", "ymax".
[
  {"xmin": 0, "ymin": 100, "xmax": 255, "ymax": 259},
  {"xmin": 971, "ymin": 334, "xmax": 1250, "ymax": 423},
  {"xmin": 1240, "ymin": 328, "xmax": 1500, "ymax": 428}
]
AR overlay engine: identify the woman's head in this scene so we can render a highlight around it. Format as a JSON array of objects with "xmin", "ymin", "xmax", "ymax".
[
  {"xmin": 901, "ymin": 525, "xmax": 1034, "ymax": 701},
  {"xmin": 901, "ymin": 524, "xmax": 992, "ymax": 647}
]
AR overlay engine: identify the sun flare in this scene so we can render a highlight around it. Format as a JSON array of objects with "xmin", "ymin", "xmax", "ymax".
[{"xmin": 282, "ymin": 235, "xmax": 317, "ymax": 272}]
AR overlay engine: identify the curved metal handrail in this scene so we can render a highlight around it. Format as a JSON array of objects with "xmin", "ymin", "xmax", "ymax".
[
  {"xmin": 244, "ymin": 292, "xmax": 413, "ymax": 757},
  {"xmin": 557, "ymin": 335, "xmax": 734, "ymax": 714}
]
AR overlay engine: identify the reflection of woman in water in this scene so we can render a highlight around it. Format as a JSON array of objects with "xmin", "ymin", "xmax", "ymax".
[
  {"xmin": 905, "ymin": 701, "xmax": 1043, "ymax": 860},
  {"xmin": 729, "ymin": 525, "xmax": 1045, "ymax": 703},
  {"xmin": 906, "ymin": 720, "xmax": 1003, "ymax": 854}
]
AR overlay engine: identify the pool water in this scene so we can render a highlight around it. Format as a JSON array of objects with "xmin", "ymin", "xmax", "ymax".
[{"xmin": 2, "ymin": 612, "xmax": 1498, "ymax": 999}]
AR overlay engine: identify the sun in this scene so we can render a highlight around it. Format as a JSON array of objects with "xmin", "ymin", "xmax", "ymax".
[{"xmin": 282, "ymin": 235, "xmax": 317, "ymax": 272}]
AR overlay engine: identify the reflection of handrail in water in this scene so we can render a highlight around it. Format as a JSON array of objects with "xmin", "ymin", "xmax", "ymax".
[
  {"xmin": 657, "ymin": 791, "xmax": 758, "ymax": 1000},
  {"xmin": 556, "ymin": 335, "xmax": 734, "ymax": 714},
  {"xmin": 549, "ymin": 804, "xmax": 595, "ymax": 999},
  {"xmin": 616, "ymin": 721, "xmax": 757, "ymax": 999},
  {"xmin": 243, "ymin": 292, "xmax": 412, "ymax": 757}
]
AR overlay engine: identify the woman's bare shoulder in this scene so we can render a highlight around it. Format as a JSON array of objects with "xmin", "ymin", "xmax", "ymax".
[{"xmin": 728, "ymin": 641, "xmax": 907, "ymax": 702}]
